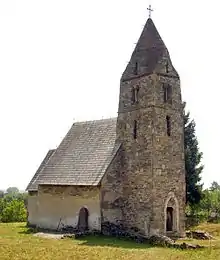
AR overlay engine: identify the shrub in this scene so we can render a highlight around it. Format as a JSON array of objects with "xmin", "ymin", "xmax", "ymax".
[{"xmin": 1, "ymin": 200, "xmax": 26, "ymax": 223}]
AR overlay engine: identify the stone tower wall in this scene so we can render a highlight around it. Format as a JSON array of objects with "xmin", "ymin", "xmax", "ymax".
[
  {"xmin": 100, "ymin": 148, "xmax": 124, "ymax": 225},
  {"xmin": 116, "ymin": 72, "xmax": 185, "ymax": 237},
  {"xmin": 102, "ymin": 17, "xmax": 186, "ymax": 237},
  {"xmin": 149, "ymin": 74, "xmax": 185, "ymax": 236}
]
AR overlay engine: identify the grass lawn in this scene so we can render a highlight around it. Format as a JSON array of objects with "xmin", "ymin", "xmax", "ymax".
[{"xmin": 0, "ymin": 223, "xmax": 220, "ymax": 260}]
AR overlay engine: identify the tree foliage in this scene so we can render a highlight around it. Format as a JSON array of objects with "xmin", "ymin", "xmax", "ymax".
[
  {"xmin": 186, "ymin": 182, "xmax": 220, "ymax": 226},
  {"xmin": 1, "ymin": 200, "xmax": 26, "ymax": 223},
  {"xmin": 210, "ymin": 181, "xmax": 220, "ymax": 191},
  {"xmin": 6, "ymin": 187, "xmax": 19, "ymax": 194},
  {"xmin": 184, "ymin": 103, "xmax": 204, "ymax": 206},
  {"xmin": 191, "ymin": 182, "xmax": 220, "ymax": 223},
  {"xmin": 0, "ymin": 190, "xmax": 4, "ymax": 198},
  {"xmin": 0, "ymin": 187, "xmax": 27, "ymax": 223}
]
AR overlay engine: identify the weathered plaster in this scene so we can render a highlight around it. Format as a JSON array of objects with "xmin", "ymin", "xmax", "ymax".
[
  {"xmin": 28, "ymin": 185, "xmax": 101, "ymax": 231},
  {"xmin": 27, "ymin": 191, "xmax": 38, "ymax": 226}
]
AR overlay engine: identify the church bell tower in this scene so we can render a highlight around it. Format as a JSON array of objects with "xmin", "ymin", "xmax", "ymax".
[{"xmin": 116, "ymin": 10, "xmax": 185, "ymax": 237}]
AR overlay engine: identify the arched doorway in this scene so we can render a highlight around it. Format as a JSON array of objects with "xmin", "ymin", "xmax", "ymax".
[
  {"xmin": 164, "ymin": 192, "xmax": 179, "ymax": 234},
  {"xmin": 77, "ymin": 207, "xmax": 89, "ymax": 231},
  {"xmin": 166, "ymin": 207, "xmax": 173, "ymax": 231}
]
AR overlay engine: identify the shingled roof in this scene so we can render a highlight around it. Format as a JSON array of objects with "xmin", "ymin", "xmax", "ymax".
[
  {"xmin": 27, "ymin": 118, "xmax": 120, "ymax": 190},
  {"xmin": 122, "ymin": 18, "xmax": 178, "ymax": 80},
  {"xmin": 26, "ymin": 149, "xmax": 56, "ymax": 191}
]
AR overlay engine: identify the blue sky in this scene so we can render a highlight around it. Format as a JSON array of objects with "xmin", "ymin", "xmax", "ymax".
[{"xmin": 0, "ymin": 0, "xmax": 218, "ymax": 190}]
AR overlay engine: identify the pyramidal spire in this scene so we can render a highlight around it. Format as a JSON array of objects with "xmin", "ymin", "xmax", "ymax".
[{"xmin": 121, "ymin": 16, "xmax": 179, "ymax": 81}]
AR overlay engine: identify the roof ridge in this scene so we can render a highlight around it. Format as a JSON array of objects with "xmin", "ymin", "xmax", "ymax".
[{"xmin": 74, "ymin": 117, "xmax": 117, "ymax": 125}]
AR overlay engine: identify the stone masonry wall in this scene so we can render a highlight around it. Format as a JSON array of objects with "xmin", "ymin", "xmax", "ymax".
[
  {"xmin": 116, "ymin": 75, "xmax": 157, "ymax": 236},
  {"xmin": 116, "ymin": 70, "xmax": 185, "ymax": 237},
  {"xmin": 150, "ymin": 75, "xmax": 185, "ymax": 237},
  {"xmin": 101, "ymin": 148, "xmax": 124, "ymax": 225}
]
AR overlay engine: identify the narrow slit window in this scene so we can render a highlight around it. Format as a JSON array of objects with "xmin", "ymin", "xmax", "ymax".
[
  {"xmin": 163, "ymin": 84, "xmax": 167, "ymax": 103},
  {"xmin": 131, "ymin": 88, "xmax": 135, "ymax": 104},
  {"xmin": 133, "ymin": 120, "xmax": 137, "ymax": 139},
  {"xmin": 131, "ymin": 87, "xmax": 139, "ymax": 104},
  {"xmin": 134, "ymin": 86, "xmax": 139, "ymax": 104},
  {"xmin": 166, "ymin": 61, "xmax": 169, "ymax": 73},
  {"xmin": 166, "ymin": 116, "xmax": 171, "ymax": 136},
  {"xmin": 134, "ymin": 62, "xmax": 138, "ymax": 75},
  {"xmin": 163, "ymin": 84, "xmax": 172, "ymax": 104},
  {"xmin": 167, "ymin": 85, "xmax": 172, "ymax": 104}
]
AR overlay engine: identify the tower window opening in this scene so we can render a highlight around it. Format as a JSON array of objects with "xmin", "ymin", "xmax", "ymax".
[
  {"xmin": 163, "ymin": 84, "xmax": 172, "ymax": 104},
  {"xmin": 135, "ymin": 86, "xmax": 139, "ymax": 103},
  {"xmin": 134, "ymin": 62, "xmax": 138, "ymax": 75},
  {"xmin": 131, "ymin": 88, "xmax": 136, "ymax": 104},
  {"xmin": 133, "ymin": 120, "xmax": 137, "ymax": 139},
  {"xmin": 131, "ymin": 87, "xmax": 139, "ymax": 104},
  {"xmin": 166, "ymin": 61, "xmax": 169, "ymax": 73},
  {"xmin": 166, "ymin": 116, "xmax": 171, "ymax": 136}
]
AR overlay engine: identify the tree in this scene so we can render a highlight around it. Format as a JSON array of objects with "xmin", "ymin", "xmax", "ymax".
[
  {"xmin": 0, "ymin": 189, "xmax": 27, "ymax": 222},
  {"xmin": 6, "ymin": 187, "xmax": 19, "ymax": 194},
  {"xmin": 210, "ymin": 181, "xmax": 220, "ymax": 191},
  {"xmin": 1, "ymin": 200, "xmax": 26, "ymax": 223},
  {"xmin": 199, "ymin": 189, "xmax": 212, "ymax": 217},
  {"xmin": 0, "ymin": 198, "xmax": 6, "ymax": 216},
  {"xmin": 4, "ymin": 187, "xmax": 20, "ymax": 203},
  {"xmin": 198, "ymin": 185, "xmax": 220, "ymax": 222},
  {"xmin": 0, "ymin": 190, "xmax": 4, "ymax": 198},
  {"xmin": 184, "ymin": 103, "xmax": 204, "ymax": 207}
]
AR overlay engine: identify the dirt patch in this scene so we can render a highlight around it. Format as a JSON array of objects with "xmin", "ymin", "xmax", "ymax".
[{"xmin": 33, "ymin": 232, "xmax": 64, "ymax": 239}]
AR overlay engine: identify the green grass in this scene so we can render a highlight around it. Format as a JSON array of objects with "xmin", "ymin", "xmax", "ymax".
[{"xmin": 0, "ymin": 223, "xmax": 220, "ymax": 260}]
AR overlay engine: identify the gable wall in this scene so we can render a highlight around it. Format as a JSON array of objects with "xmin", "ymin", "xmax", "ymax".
[{"xmin": 28, "ymin": 185, "xmax": 101, "ymax": 231}]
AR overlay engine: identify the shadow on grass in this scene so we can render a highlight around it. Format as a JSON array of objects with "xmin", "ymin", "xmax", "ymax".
[
  {"xmin": 19, "ymin": 226, "xmax": 60, "ymax": 235},
  {"xmin": 77, "ymin": 235, "xmax": 208, "ymax": 251},
  {"xmin": 19, "ymin": 228, "xmax": 153, "ymax": 249},
  {"xmin": 19, "ymin": 227, "xmax": 39, "ymax": 234},
  {"xmin": 77, "ymin": 234, "xmax": 153, "ymax": 249}
]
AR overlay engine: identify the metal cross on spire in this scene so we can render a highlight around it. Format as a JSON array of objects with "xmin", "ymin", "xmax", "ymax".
[{"xmin": 147, "ymin": 4, "xmax": 154, "ymax": 18}]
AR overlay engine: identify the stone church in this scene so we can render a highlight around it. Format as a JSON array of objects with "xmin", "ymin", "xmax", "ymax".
[{"xmin": 26, "ymin": 14, "xmax": 186, "ymax": 237}]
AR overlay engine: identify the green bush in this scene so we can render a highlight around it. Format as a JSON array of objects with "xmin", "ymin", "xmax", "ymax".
[{"xmin": 1, "ymin": 200, "xmax": 26, "ymax": 223}]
